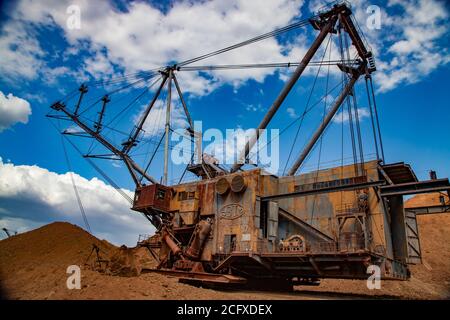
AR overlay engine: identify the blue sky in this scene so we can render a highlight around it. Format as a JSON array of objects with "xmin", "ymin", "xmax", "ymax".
[{"xmin": 0, "ymin": 0, "xmax": 449, "ymax": 245}]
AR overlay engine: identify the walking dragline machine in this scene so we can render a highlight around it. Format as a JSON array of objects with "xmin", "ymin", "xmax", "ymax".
[{"xmin": 47, "ymin": 2, "xmax": 450, "ymax": 288}]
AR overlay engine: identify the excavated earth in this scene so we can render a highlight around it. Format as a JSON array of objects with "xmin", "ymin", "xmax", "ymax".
[{"xmin": 0, "ymin": 193, "xmax": 449, "ymax": 300}]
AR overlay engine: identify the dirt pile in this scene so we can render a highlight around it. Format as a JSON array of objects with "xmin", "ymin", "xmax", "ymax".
[
  {"xmin": 0, "ymin": 222, "xmax": 274, "ymax": 300},
  {"xmin": 105, "ymin": 246, "xmax": 156, "ymax": 276},
  {"xmin": 404, "ymin": 192, "xmax": 449, "ymax": 208},
  {"xmin": 0, "ymin": 222, "xmax": 115, "ymax": 299}
]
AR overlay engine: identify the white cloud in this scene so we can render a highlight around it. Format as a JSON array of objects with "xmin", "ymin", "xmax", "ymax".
[
  {"xmin": 246, "ymin": 103, "xmax": 265, "ymax": 113},
  {"xmin": 375, "ymin": 0, "xmax": 449, "ymax": 92},
  {"xmin": 333, "ymin": 107, "xmax": 370, "ymax": 124},
  {"xmin": 308, "ymin": 0, "xmax": 449, "ymax": 92},
  {"xmin": 2, "ymin": 0, "xmax": 306, "ymax": 94},
  {"xmin": 1, "ymin": 0, "xmax": 448, "ymax": 95},
  {"xmin": 0, "ymin": 159, "xmax": 154, "ymax": 245},
  {"xmin": 0, "ymin": 91, "xmax": 32, "ymax": 132},
  {"xmin": 0, "ymin": 20, "xmax": 45, "ymax": 82},
  {"xmin": 83, "ymin": 50, "xmax": 116, "ymax": 80},
  {"xmin": 286, "ymin": 107, "xmax": 298, "ymax": 118},
  {"xmin": 351, "ymin": 0, "xmax": 448, "ymax": 92}
]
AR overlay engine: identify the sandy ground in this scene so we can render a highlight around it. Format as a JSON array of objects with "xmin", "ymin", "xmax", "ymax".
[{"xmin": 1, "ymin": 193, "xmax": 449, "ymax": 300}]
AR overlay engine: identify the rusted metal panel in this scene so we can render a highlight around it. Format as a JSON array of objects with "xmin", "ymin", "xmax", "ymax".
[
  {"xmin": 134, "ymin": 160, "xmax": 417, "ymax": 281},
  {"xmin": 133, "ymin": 184, "xmax": 171, "ymax": 212},
  {"xmin": 198, "ymin": 182, "xmax": 215, "ymax": 216}
]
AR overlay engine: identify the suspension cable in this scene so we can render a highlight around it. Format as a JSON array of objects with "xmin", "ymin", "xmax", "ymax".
[
  {"xmin": 177, "ymin": 17, "xmax": 315, "ymax": 67},
  {"xmin": 343, "ymin": 25, "xmax": 365, "ymax": 174},
  {"xmin": 178, "ymin": 60, "xmax": 359, "ymax": 71},
  {"xmin": 338, "ymin": 18, "xmax": 358, "ymax": 176},
  {"xmin": 365, "ymin": 76, "xmax": 380, "ymax": 160},
  {"xmin": 310, "ymin": 32, "xmax": 333, "ymax": 224},
  {"xmin": 282, "ymin": 34, "xmax": 332, "ymax": 175},
  {"xmin": 247, "ymin": 79, "xmax": 344, "ymax": 164},
  {"xmin": 60, "ymin": 129, "xmax": 92, "ymax": 233},
  {"xmin": 369, "ymin": 75, "xmax": 385, "ymax": 163}
]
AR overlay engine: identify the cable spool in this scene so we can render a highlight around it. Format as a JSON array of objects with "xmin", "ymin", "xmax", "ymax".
[
  {"xmin": 231, "ymin": 175, "xmax": 246, "ymax": 193},
  {"xmin": 215, "ymin": 177, "xmax": 230, "ymax": 195}
]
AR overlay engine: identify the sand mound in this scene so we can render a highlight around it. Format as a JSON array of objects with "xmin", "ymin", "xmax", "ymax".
[
  {"xmin": 404, "ymin": 192, "xmax": 449, "ymax": 208},
  {"xmin": 105, "ymin": 246, "xmax": 156, "ymax": 277},
  {"xmin": 0, "ymin": 221, "xmax": 270, "ymax": 300},
  {"xmin": 0, "ymin": 222, "xmax": 114, "ymax": 269},
  {"xmin": 0, "ymin": 222, "xmax": 115, "ymax": 299}
]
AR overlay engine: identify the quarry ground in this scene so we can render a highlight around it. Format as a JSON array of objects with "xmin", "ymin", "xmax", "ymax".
[{"xmin": 1, "ymin": 194, "xmax": 449, "ymax": 300}]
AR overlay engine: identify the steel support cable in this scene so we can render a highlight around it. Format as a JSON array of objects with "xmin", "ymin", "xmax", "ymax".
[
  {"xmin": 60, "ymin": 88, "xmax": 80, "ymax": 104},
  {"xmin": 67, "ymin": 137, "xmax": 134, "ymax": 205},
  {"xmin": 139, "ymin": 125, "xmax": 159, "ymax": 173},
  {"xmin": 337, "ymin": 19, "xmax": 358, "ymax": 175},
  {"xmin": 282, "ymin": 34, "xmax": 332, "ymax": 175},
  {"xmin": 141, "ymin": 132, "xmax": 165, "ymax": 184},
  {"xmin": 148, "ymin": 85, "xmax": 167, "ymax": 139},
  {"xmin": 343, "ymin": 26, "xmax": 365, "ymax": 174},
  {"xmin": 353, "ymin": 93, "xmax": 365, "ymax": 169},
  {"xmin": 178, "ymin": 60, "xmax": 359, "ymax": 71},
  {"xmin": 130, "ymin": 138, "xmax": 195, "ymax": 157},
  {"xmin": 79, "ymin": 114, "xmax": 131, "ymax": 161},
  {"xmin": 128, "ymin": 92, "xmax": 195, "ymax": 158},
  {"xmin": 102, "ymin": 76, "xmax": 163, "ymax": 131},
  {"xmin": 78, "ymin": 115, "xmax": 130, "ymax": 136},
  {"xmin": 86, "ymin": 71, "xmax": 159, "ymax": 89},
  {"xmin": 86, "ymin": 68, "xmax": 162, "ymax": 87},
  {"xmin": 59, "ymin": 124, "xmax": 92, "ymax": 233},
  {"xmin": 77, "ymin": 73, "xmax": 158, "ymax": 118},
  {"xmin": 129, "ymin": 86, "xmax": 168, "ymax": 161},
  {"xmin": 49, "ymin": 118, "xmax": 134, "ymax": 205},
  {"xmin": 78, "ymin": 72, "xmax": 159, "ymax": 118},
  {"xmin": 81, "ymin": 78, "xmax": 156, "ymax": 156},
  {"xmin": 365, "ymin": 77, "xmax": 380, "ymax": 160},
  {"xmin": 78, "ymin": 77, "xmax": 151, "ymax": 115},
  {"xmin": 369, "ymin": 76, "xmax": 385, "ymax": 162},
  {"xmin": 135, "ymin": 88, "xmax": 167, "ymax": 172},
  {"xmin": 247, "ymin": 79, "xmax": 343, "ymax": 162},
  {"xmin": 177, "ymin": 17, "xmax": 314, "ymax": 67},
  {"xmin": 234, "ymin": 17, "xmax": 338, "ymax": 173},
  {"xmin": 310, "ymin": 34, "xmax": 333, "ymax": 224}
]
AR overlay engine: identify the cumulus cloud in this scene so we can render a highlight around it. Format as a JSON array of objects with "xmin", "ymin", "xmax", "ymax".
[
  {"xmin": 0, "ymin": 91, "xmax": 32, "ymax": 132},
  {"xmin": 354, "ymin": 0, "xmax": 447, "ymax": 92},
  {"xmin": 3, "ymin": 0, "xmax": 306, "ymax": 94},
  {"xmin": 307, "ymin": 0, "xmax": 450, "ymax": 92},
  {"xmin": 1, "ymin": 0, "xmax": 448, "ymax": 97},
  {"xmin": 0, "ymin": 159, "xmax": 154, "ymax": 245},
  {"xmin": 333, "ymin": 107, "xmax": 370, "ymax": 124},
  {"xmin": 0, "ymin": 20, "xmax": 45, "ymax": 82},
  {"xmin": 286, "ymin": 107, "xmax": 298, "ymax": 118}
]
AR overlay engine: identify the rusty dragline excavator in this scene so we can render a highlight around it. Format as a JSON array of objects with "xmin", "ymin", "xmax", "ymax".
[{"xmin": 47, "ymin": 2, "xmax": 450, "ymax": 288}]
